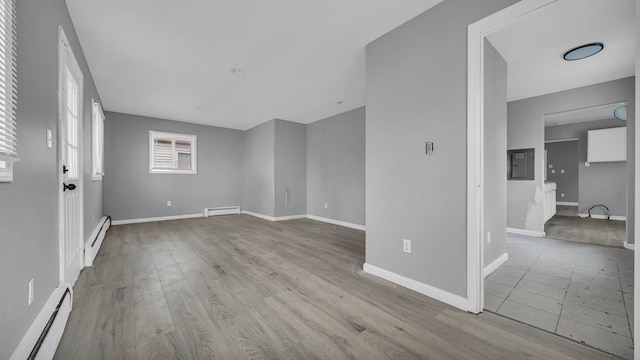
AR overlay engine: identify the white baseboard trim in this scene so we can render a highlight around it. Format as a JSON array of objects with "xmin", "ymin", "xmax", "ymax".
[
  {"xmin": 363, "ymin": 263, "xmax": 467, "ymax": 311},
  {"xmin": 483, "ymin": 253, "xmax": 508, "ymax": 278},
  {"xmin": 578, "ymin": 213, "xmax": 626, "ymax": 221},
  {"xmin": 275, "ymin": 214, "xmax": 308, "ymax": 221},
  {"xmin": 556, "ymin": 201, "xmax": 578, "ymax": 206},
  {"xmin": 624, "ymin": 241, "xmax": 635, "ymax": 250},
  {"xmin": 506, "ymin": 228, "xmax": 545, "ymax": 237},
  {"xmin": 306, "ymin": 214, "xmax": 366, "ymax": 231},
  {"xmin": 111, "ymin": 213, "xmax": 203, "ymax": 225},
  {"xmin": 84, "ymin": 216, "xmax": 111, "ymax": 267},
  {"xmin": 241, "ymin": 211, "xmax": 366, "ymax": 231},
  {"xmin": 241, "ymin": 211, "xmax": 276, "ymax": 222},
  {"xmin": 10, "ymin": 285, "xmax": 72, "ymax": 360}
]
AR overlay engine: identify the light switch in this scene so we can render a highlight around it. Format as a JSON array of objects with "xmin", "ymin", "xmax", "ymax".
[
  {"xmin": 561, "ymin": 169, "xmax": 565, "ymax": 174},
  {"xmin": 46, "ymin": 129, "xmax": 52, "ymax": 148},
  {"xmin": 551, "ymin": 169, "xmax": 555, "ymax": 174},
  {"xmin": 548, "ymin": 164, "xmax": 553, "ymax": 168}
]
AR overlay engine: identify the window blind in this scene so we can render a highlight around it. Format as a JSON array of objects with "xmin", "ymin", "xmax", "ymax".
[
  {"xmin": 175, "ymin": 140, "xmax": 192, "ymax": 170},
  {"xmin": 153, "ymin": 137, "xmax": 174, "ymax": 169},
  {"xmin": 0, "ymin": 0, "xmax": 18, "ymax": 162}
]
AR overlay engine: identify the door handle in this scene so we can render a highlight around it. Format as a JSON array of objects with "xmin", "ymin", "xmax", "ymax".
[
  {"xmin": 63, "ymin": 183, "xmax": 77, "ymax": 191},
  {"xmin": 63, "ymin": 165, "xmax": 69, "ymax": 174}
]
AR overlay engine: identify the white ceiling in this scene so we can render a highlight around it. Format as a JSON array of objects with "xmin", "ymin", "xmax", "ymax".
[
  {"xmin": 487, "ymin": 0, "xmax": 635, "ymax": 102},
  {"xmin": 65, "ymin": 0, "xmax": 442, "ymax": 130},
  {"xmin": 544, "ymin": 102, "xmax": 626, "ymax": 127}
]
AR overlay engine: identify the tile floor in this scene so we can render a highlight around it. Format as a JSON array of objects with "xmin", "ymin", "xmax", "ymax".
[{"xmin": 486, "ymin": 233, "xmax": 634, "ymax": 359}]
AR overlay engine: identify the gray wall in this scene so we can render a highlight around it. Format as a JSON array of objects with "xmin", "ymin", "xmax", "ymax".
[
  {"xmin": 104, "ymin": 112, "xmax": 244, "ymax": 220},
  {"xmin": 484, "ymin": 40, "xmax": 508, "ymax": 267},
  {"xmin": 365, "ymin": 0, "xmax": 517, "ymax": 297},
  {"xmin": 508, "ymin": 77, "xmax": 634, "ymax": 243},
  {"xmin": 306, "ymin": 107, "xmax": 365, "ymax": 225},
  {"xmin": 244, "ymin": 120, "xmax": 275, "ymax": 216},
  {"xmin": 274, "ymin": 119, "xmax": 307, "ymax": 217},
  {"xmin": 546, "ymin": 119, "xmax": 627, "ymax": 217},
  {"xmin": 0, "ymin": 0, "xmax": 103, "ymax": 357},
  {"xmin": 545, "ymin": 140, "xmax": 579, "ymax": 203}
]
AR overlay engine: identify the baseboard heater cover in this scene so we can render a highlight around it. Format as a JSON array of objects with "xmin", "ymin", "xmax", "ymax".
[
  {"xmin": 204, "ymin": 206, "xmax": 240, "ymax": 217},
  {"xmin": 10, "ymin": 286, "xmax": 72, "ymax": 360},
  {"xmin": 84, "ymin": 215, "xmax": 111, "ymax": 267}
]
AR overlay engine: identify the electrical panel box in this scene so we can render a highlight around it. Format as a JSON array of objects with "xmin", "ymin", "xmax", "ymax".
[{"xmin": 507, "ymin": 148, "xmax": 535, "ymax": 180}]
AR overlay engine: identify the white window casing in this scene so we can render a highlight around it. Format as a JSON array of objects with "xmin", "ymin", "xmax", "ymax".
[
  {"xmin": 0, "ymin": 0, "xmax": 18, "ymax": 182},
  {"xmin": 91, "ymin": 99, "xmax": 105, "ymax": 180},
  {"xmin": 149, "ymin": 130, "xmax": 197, "ymax": 174}
]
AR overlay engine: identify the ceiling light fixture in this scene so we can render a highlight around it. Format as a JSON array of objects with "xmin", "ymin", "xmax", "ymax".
[
  {"xmin": 614, "ymin": 104, "xmax": 627, "ymax": 121},
  {"xmin": 336, "ymin": 100, "xmax": 344, "ymax": 104},
  {"xmin": 230, "ymin": 68, "xmax": 244, "ymax": 75},
  {"xmin": 563, "ymin": 42, "xmax": 603, "ymax": 61}
]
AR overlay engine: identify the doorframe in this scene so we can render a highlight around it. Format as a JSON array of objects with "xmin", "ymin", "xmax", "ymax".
[
  {"xmin": 57, "ymin": 26, "xmax": 85, "ymax": 286},
  {"xmin": 466, "ymin": 0, "xmax": 558, "ymax": 313}
]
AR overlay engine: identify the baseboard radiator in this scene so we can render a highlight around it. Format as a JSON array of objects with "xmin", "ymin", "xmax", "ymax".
[
  {"xmin": 10, "ymin": 286, "xmax": 72, "ymax": 360},
  {"xmin": 84, "ymin": 215, "xmax": 111, "ymax": 267},
  {"xmin": 204, "ymin": 206, "xmax": 240, "ymax": 217}
]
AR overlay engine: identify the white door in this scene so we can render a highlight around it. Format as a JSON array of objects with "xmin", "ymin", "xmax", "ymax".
[{"xmin": 58, "ymin": 27, "xmax": 84, "ymax": 286}]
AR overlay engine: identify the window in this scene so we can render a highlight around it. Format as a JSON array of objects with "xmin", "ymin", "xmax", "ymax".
[
  {"xmin": 149, "ymin": 131, "xmax": 197, "ymax": 174},
  {"xmin": 91, "ymin": 99, "xmax": 105, "ymax": 180},
  {"xmin": 0, "ymin": 0, "xmax": 18, "ymax": 182}
]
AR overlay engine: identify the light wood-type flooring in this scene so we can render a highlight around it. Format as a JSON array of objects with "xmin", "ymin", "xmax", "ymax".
[{"xmin": 55, "ymin": 215, "xmax": 614, "ymax": 359}]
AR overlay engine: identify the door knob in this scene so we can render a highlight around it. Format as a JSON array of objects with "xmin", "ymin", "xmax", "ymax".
[{"xmin": 63, "ymin": 183, "xmax": 77, "ymax": 191}]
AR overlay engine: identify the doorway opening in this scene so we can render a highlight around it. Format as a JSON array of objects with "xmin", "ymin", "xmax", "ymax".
[{"xmin": 468, "ymin": 0, "xmax": 636, "ymax": 358}]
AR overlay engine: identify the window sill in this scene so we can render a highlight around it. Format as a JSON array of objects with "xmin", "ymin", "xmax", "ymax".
[{"xmin": 149, "ymin": 170, "xmax": 197, "ymax": 175}]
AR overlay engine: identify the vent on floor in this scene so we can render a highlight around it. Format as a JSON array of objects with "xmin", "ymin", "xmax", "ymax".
[{"xmin": 204, "ymin": 206, "xmax": 240, "ymax": 217}]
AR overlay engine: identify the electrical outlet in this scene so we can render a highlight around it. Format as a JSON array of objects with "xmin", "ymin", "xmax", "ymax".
[
  {"xmin": 561, "ymin": 169, "xmax": 565, "ymax": 174},
  {"xmin": 403, "ymin": 239, "xmax": 411, "ymax": 254},
  {"xmin": 487, "ymin": 231, "xmax": 491, "ymax": 244},
  {"xmin": 28, "ymin": 279, "xmax": 34, "ymax": 306},
  {"xmin": 548, "ymin": 164, "xmax": 553, "ymax": 168},
  {"xmin": 551, "ymin": 169, "xmax": 555, "ymax": 174},
  {"xmin": 167, "ymin": 200, "xmax": 172, "ymax": 207},
  {"xmin": 324, "ymin": 203, "xmax": 328, "ymax": 209},
  {"xmin": 561, "ymin": 193, "xmax": 565, "ymax": 197}
]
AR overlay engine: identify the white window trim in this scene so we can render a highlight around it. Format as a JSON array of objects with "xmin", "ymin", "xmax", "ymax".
[
  {"xmin": 0, "ymin": 161, "xmax": 12, "ymax": 182},
  {"xmin": 149, "ymin": 130, "xmax": 197, "ymax": 174},
  {"xmin": 0, "ymin": 0, "xmax": 18, "ymax": 183},
  {"xmin": 91, "ymin": 99, "xmax": 105, "ymax": 180}
]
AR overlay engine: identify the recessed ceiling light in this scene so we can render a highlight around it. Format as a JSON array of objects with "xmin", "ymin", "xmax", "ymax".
[
  {"xmin": 614, "ymin": 104, "xmax": 627, "ymax": 121},
  {"xmin": 563, "ymin": 43, "xmax": 603, "ymax": 61},
  {"xmin": 230, "ymin": 68, "xmax": 244, "ymax": 75}
]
